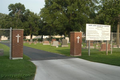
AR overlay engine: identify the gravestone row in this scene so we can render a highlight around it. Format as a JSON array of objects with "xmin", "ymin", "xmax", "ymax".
[{"xmin": 25, "ymin": 38, "xmax": 69, "ymax": 48}]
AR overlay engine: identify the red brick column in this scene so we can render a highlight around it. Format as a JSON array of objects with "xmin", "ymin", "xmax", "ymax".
[
  {"xmin": 12, "ymin": 29, "xmax": 24, "ymax": 59},
  {"xmin": 70, "ymin": 32, "xmax": 82, "ymax": 56}
]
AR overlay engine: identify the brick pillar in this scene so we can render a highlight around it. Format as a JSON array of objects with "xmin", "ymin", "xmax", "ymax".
[
  {"xmin": 12, "ymin": 29, "xmax": 24, "ymax": 59},
  {"xmin": 70, "ymin": 32, "xmax": 82, "ymax": 56}
]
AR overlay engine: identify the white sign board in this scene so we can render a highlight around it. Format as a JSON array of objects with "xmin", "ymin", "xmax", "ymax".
[{"xmin": 86, "ymin": 24, "xmax": 111, "ymax": 40}]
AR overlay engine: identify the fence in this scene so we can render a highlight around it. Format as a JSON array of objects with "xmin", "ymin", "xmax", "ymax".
[
  {"xmin": 0, "ymin": 28, "xmax": 12, "ymax": 59},
  {"xmin": 82, "ymin": 32, "xmax": 120, "ymax": 55}
]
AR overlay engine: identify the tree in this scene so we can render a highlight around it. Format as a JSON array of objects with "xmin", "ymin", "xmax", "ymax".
[
  {"xmin": 38, "ymin": 18, "xmax": 49, "ymax": 41},
  {"xmin": 8, "ymin": 3, "xmax": 40, "ymax": 42},
  {"xmin": 40, "ymin": 0, "xmax": 99, "ymax": 37},
  {"xmin": 0, "ymin": 13, "xmax": 6, "ymax": 28},
  {"xmin": 0, "ymin": 3, "xmax": 41, "ymax": 42},
  {"xmin": 96, "ymin": 0, "xmax": 120, "ymax": 46},
  {"xmin": 8, "ymin": 3, "xmax": 25, "ymax": 28},
  {"xmin": 23, "ymin": 9, "xmax": 40, "ymax": 42},
  {"xmin": 0, "ymin": 13, "xmax": 11, "ymax": 40}
]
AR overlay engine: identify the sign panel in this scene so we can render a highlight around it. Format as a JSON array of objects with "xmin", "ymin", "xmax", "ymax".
[{"xmin": 86, "ymin": 24, "xmax": 111, "ymax": 40}]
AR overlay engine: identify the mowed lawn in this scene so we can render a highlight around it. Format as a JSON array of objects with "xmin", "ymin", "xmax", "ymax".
[
  {"xmin": 0, "ymin": 43, "xmax": 36, "ymax": 80},
  {"xmin": 24, "ymin": 43, "xmax": 120, "ymax": 66}
]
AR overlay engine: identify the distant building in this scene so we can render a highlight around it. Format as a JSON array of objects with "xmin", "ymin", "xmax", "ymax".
[
  {"xmin": 0, "ymin": 36, "xmax": 8, "ymax": 40},
  {"xmin": 25, "ymin": 35, "xmax": 64, "ymax": 39}
]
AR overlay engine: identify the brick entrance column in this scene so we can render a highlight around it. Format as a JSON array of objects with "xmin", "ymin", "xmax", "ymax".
[
  {"xmin": 70, "ymin": 32, "xmax": 82, "ymax": 56},
  {"xmin": 12, "ymin": 29, "xmax": 24, "ymax": 59}
]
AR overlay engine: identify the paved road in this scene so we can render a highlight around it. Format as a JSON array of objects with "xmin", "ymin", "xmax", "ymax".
[
  {"xmin": 1, "ymin": 42, "xmax": 69, "ymax": 60},
  {"xmin": 33, "ymin": 58, "xmax": 120, "ymax": 80},
  {"xmin": 23, "ymin": 46, "xmax": 69, "ymax": 60},
  {"xmin": 2, "ymin": 42, "xmax": 120, "ymax": 80}
]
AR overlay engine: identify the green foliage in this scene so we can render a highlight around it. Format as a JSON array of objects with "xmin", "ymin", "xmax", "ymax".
[
  {"xmin": 0, "ymin": 44, "xmax": 36, "ymax": 80},
  {"xmin": 96, "ymin": 0, "xmax": 120, "ymax": 32},
  {"xmin": 0, "ymin": 3, "xmax": 40, "ymax": 42},
  {"xmin": 23, "ymin": 9, "xmax": 40, "ymax": 41},
  {"xmin": 1, "ymin": 1, "xmax": 120, "ymax": 39},
  {"xmin": 0, "ymin": 13, "xmax": 6, "ymax": 28},
  {"xmin": 8, "ymin": 3, "xmax": 25, "ymax": 17},
  {"xmin": 8, "ymin": 3, "xmax": 25, "ymax": 29},
  {"xmin": 40, "ymin": 0, "xmax": 99, "ymax": 36}
]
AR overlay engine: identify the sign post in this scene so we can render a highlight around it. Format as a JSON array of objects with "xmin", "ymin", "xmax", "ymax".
[
  {"xmin": 106, "ymin": 41, "xmax": 108, "ymax": 55},
  {"xmin": 88, "ymin": 41, "xmax": 90, "ymax": 56},
  {"xmin": 86, "ymin": 24, "xmax": 111, "ymax": 55},
  {"xmin": 111, "ymin": 32, "xmax": 113, "ymax": 54},
  {"xmin": 9, "ymin": 27, "xmax": 12, "ymax": 59}
]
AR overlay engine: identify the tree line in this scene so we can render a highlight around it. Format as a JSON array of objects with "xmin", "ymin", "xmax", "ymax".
[{"xmin": 0, "ymin": 0, "xmax": 120, "ymax": 42}]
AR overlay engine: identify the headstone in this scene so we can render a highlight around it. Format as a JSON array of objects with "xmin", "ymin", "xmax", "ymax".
[
  {"xmin": 34, "ymin": 41, "xmax": 37, "ymax": 45},
  {"xmin": 65, "ymin": 37, "xmax": 69, "ymax": 43},
  {"xmin": 113, "ymin": 45, "xmax": 120, "ymax": 48},
  {"xmin": 52, "ymin": 39, "xmax": 56, "ymax": 42},
  {"xmin": 43, "ymin": 41, "xmax": 50, "ymax": 45},
  {"xmin": 12, "ymin": 29, "xmax": 23, "ymax": 59},
  {"xmin": 40, "ymin": 41, "xmax": 42, "ymax": 44},
  {"xmin": 86, "ymin": 41, "xmax": 94, "ymax": 49},
  {"xmin": 59, "ymin": 39, "xmax": 62, "ymax": 44},
  {"xmin": 52, "ymin": 41, "xmax": 59, "ymax": 46},
  {"xmin": 27, "ymin": 40, "xmax": 29, "ymax": 43},
  {"xmin": 36, "ymin": 41, "xmax": 38, "ymax": 43},
  {"xmin": 113, "ymin": 45, "xmax": 117, "ymax": 48},
  {"xmin": 61, "ymin": 39, "xmax": 68, "ymax": 47},
  {"xmin": 56, "ymin": 46, "xmax": 58, "ymax": 48},
  {"xmin": 0, "ymin": 49, "xmax": 4, "ymax": 56},
  {"xmin": 100, "ymin": 43, "xmax": 111, "ymax": 51},
  {"xmin": 87, "ymin": 41, "xmax": 93, "ymax": 46},
  {"xmin": 96, "ymin": 45, "xmax": 99, "ymax": 49},
  {"xmin": 51, "ymin": 39, "xmax": 56, "ymax": 44},
  {"xmin": 81, "ymin": 44, "xmax": 83, "ymax": 47},
  {"xmin": 29, "ymin": 42, "xmax": 32, "ymax": 45},
  {"xmin": 43, "ymin": 39, "xmax": 47, "ymax": 41},
  {"xmin": 70, "ymin": 32, "xmax": 82, "ymax": 56}
]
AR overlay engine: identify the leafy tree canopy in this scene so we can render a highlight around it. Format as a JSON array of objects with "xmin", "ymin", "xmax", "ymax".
[{"xmin": 40, "ymin": 0, "xmax": 99, "ymax": 36}]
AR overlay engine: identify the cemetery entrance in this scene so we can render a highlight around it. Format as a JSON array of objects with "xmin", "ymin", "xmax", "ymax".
[{"xmin": 0, "ymin": 28, "xmax": 12, "ymax": 59}]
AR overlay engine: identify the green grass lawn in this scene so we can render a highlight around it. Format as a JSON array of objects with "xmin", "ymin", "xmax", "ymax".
[
  {"xmin": 24, "ymin": 43, "xmax": 120, "ymax": 66},
  {"xmin": 0, "ymin": 43, "xmax": 36, "ymax": 80},
  {"xmin": 24, "ymin": 43, "xmax": 70, "ymax": 56}
]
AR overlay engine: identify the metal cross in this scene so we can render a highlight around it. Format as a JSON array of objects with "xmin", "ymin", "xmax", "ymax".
[
  {"xmin": 77, "ymin": 36, "xmax": 80, "ymax": 43},
  {"xmin": 16, "ymin": 34, "xmax": 21, "ymax": 43}
]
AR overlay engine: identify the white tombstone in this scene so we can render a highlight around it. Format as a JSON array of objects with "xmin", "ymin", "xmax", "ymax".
[
  {"xmin": 52, "ymin": 41, "xmax": 59, "ymax": 46},
  {"xmin": 65, "ymin": 37, "xmax": 69, "ymax": 43},
  {"xmin": 61, "ymin": 39, "xmax": 68, "ymax": 47},
  {"xmin": 43, "ymin": 41, "xmax": 50, "ymax": 45}
]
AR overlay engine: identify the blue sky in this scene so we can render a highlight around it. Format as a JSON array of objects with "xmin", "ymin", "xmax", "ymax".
[{"xmin": 0, "ymin": 0, "xmax": 45, "ymax": 14}]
